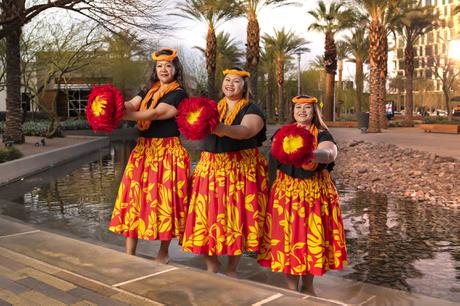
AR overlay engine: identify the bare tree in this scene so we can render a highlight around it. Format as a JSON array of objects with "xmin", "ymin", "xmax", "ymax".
[
  {"xmin": 0, "ymin": 0, "xmax": 169, "ymax": 143},
  {"xmin": 431, "ymin": 43, "xmax": 460, "ymax": 121}
]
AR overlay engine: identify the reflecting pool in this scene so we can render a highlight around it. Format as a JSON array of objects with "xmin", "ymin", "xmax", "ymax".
[{"xmin": 0, "ymin": 139, "xmax": 458, "ymax": 302}]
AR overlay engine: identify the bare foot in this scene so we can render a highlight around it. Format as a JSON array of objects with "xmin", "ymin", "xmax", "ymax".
[
  {"xmin": 226, "ymin": 271, "xmax": 237, "ymax": 278},
  {"xmin": 300, "ymin": 284, "xmax": 316, "ymax": 296},
  {"xmin": 154, "ymin": 255, "xmax": 170, "ymax": 264},
  {"xmin": 207, "ymin": 260, "xmax": 221, "ymax": 273}
]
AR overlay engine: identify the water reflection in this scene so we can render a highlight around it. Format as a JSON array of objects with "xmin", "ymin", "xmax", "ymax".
[
  {"xmin": 0, "ymin": 140, "xmax": 458, "ymax": 302},
  {"xmin": 340, "ymin": 191, "xmax": 459, "ymax": 301}
]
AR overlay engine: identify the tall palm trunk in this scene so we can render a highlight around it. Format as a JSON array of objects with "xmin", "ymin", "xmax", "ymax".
[
  {"xmin": 4, "ymin": 19, "xmax": 24, "ymax": 143},
  {"xmin": 323, "ymin": 31, "xmax": 336, "ymax": 121},
  {"xmin": 404, "ymin": 39, "xmax": 415, "ymax": 125},
  {"xmin": 276, "ymin": 58, "xmax": 285, "ymax": 122},
  {"xmin": 246, "ymin": 11, "xmax": 260, "ymax": 104},
  {"xmin": 355, "ymin": 57, "xmax": 364, "ymax": 115},
  {"xmin": 368, "ymin": 19, "xmax": 381, "ymax": 133},
  {"xmin": 378, "ymin": 33, "xmax": 388, "ymax": 129},
  {"xmin": 337, "ymin": 58, "xmax": 343, "ymax": 118},
  {"xmin": 206, "ymin": 26, "xmax": 218, "ymax": 100}
]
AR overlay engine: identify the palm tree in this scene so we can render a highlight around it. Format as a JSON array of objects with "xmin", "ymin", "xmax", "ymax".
[
  {"xmin": 238, "ymin": 0, "xmax": 296, "ymax": 105},
  {"xmin": 262, "ymin": 28, "xmax": 309, "ymax": 122},
  {"xmin": 259, "ymin": 47, "xmax": 276, "ymax": 120},
  {"xmin": 195, "ymin": 31, "xmax": 244, "ymax": 92},
  {"xmin": 174, "ymin": 0, "xmax": 243, "ymax": 100},
  {"xmin": 343, "ymin": 28, "xmax": 369, "ymax": 115},
  {"xmin": 308, "ymin": 0, "xmax": 355, "ymax": 121},
  {"xmin": 353, "ymin": 0, "xmax": 402, "ymax": 132},
  {"xmin": 395, "ymin": 2, "xmax": 437, "ymax": 126},
  {"xmin": 336, "ymin": 41, "xmax": 348, "ymax": 117}
]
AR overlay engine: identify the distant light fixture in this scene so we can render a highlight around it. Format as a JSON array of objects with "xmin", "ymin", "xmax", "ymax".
[{"xmin": 449, "ymin": 40, "xmax": 460, "ymax": 61}]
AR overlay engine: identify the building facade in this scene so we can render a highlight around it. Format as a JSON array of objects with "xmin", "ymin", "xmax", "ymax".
[{"xmin": 393, "ymin": 0, "xmax": 460, "ymax": 112}]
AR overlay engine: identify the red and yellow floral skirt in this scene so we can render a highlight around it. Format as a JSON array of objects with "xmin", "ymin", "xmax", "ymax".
[
  {"xmin": 257, "ymin": 170, "xmax": 347, "ymax": 276},
  {"xmin": 182, "ymin": 148, "xmax": 268, "ymax": 256},
  {"xmin": 108, "ymin": 137, "xmax": 190, "ymax": 241}
]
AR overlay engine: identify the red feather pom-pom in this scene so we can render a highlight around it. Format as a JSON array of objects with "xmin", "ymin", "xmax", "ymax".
[
  {"xmin": 86, "ymin": 85, "xmax": 124, "ymax": 133},
  {"xmin": 271, "ymin": 124, "xmax": 315, "ymax": 167},
  {"xmin": 177, "ymin": 97, "xmax": 219, "ymax": 140}
]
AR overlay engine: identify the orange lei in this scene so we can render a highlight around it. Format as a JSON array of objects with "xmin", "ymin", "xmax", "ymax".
[
  {"xmin": 217, "ymin": 97, "xmax": 249, "ymax": 125},
  {"xmin": 302, "ymin": 124, "xmax": 319, "ymax": 171},
  {"xmin": 137, "ymin": 81, "xmax": 180, "ymax": 131}
]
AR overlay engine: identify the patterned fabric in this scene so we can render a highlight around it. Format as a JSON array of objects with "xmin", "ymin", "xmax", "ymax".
[
  {"xmin": 182, "ymin": 148, "xmax": 268, "ymax": 256},
  {"xmin": 257, "ymin": 170, "xmax": 347, "ymax": 275},
  {"xmin": 109, "ymin": 137, "xmax": 190, "ymax": 240}
]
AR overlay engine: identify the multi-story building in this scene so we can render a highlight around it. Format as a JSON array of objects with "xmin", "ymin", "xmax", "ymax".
[{"xmin": 392, "ymin": 0, "xmax": 460, "ymax": 112}]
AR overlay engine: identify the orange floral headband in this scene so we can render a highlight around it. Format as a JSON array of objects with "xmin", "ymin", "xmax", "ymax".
[
  {"xmin": 292, "ymin": 95, "xmax": 318, "ymax": 104},
  {"xmin": 151, "ymin": 48, "xmax": 177, "ymax": 62},
  {"xmin": 223, "ymin": 69, "xmax": 251, "ymax": 77}
]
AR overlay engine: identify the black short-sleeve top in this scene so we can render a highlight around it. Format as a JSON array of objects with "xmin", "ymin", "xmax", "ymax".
[
  {"xmin": 136, "ymin": 88, "xmax": 187, "ymax": 138},
  {"xmin": 203, "ymin": 102, "xmax": 267, "ymax": 153},
  {"xmin": 270, "ymin": 129, "xmax": 336, "ymax": 179}
]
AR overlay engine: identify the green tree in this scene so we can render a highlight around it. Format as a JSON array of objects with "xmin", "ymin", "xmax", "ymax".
[
  {"xmin": 195, "ymin": 31, "xmax": 244, "ymax": 92},
  {"xmin": 307, "ymin": 0, "xmax": 354, "ymax": 121},
  {"xmin": 343, "ymin": 28, "xmax": 369, "ymax": 115},
  {"xmin": 262, "ymin": 28, "xmax": 308, "ymax": 122},
  {"xmin": 238, "ymin": 0, "xmax": 296, "ymax": 105},
  {"xmin": 395, "ymin": 1, "xmax": 437, "ymax": 125},
  {"xmin": 0, "ymin": 0, "xmax": 169, "ymax": 143},
  {"xmin": 352, "ymin": 0, "xmax": 402, "ymax": 132},
  {"xmin": 174, "ymin": 0, "xmax": 243, "ymax": 100},
  {"xmin": 104, "ymin": 31, "xmax": 150, "ymax": 96}
]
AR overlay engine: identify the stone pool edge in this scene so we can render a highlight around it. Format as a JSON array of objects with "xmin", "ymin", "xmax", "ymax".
[{"xmin": 0, "ymin": 136, "xmax": 109, "ymax": 187}]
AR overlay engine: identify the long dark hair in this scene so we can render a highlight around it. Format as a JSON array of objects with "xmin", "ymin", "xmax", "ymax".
[
  {"xmin": 222, "ymin": 66, "xmax": 251, "ymax": 100},
  {"xmin": 150, "ymin": 49, "xmax": 186, "ymax": 88}
]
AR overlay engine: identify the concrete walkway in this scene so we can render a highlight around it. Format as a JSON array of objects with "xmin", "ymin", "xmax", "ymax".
[
  {"xmin": 328, "ymin": 127, "xmax": 460, "ymax": 159},
  {"xmin": 0, "ymin": 215, "xmax": 458, "ymax": 306}
]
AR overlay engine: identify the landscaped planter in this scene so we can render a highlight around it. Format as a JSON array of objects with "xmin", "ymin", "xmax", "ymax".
[{"xmin": 419, "ymin": 124, "xmax": 460, "ymax": 134}]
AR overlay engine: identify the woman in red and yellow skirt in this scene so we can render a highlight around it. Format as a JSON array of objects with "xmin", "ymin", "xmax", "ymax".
[
  {"xmin": 182, "ymin": 67, "xmax": 268, "ymax": 277},
  {"xmin": 258, "ymin": 95, "xmax": 347, "ymax": 293},
  {"xmin": 108, "ymin": 48, "xmax": 190, "ymax": 264}
]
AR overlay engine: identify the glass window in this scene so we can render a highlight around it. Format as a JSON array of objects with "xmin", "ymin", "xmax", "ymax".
[{"xmin": 68, "ymin": 89, "xmax": 90, "ymax": 117}]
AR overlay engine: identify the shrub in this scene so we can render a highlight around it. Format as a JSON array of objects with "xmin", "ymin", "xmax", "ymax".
[
  {"xmin": 59, "ymin": 119, "xmax": 91, "ymax": 130},
  {"xmin": 0, "ymin": 147, "xmax": 23, "ymax": 163},
  {"xmin": 423, "ymin": 117, "xmax": 460, "ymax": 125}
]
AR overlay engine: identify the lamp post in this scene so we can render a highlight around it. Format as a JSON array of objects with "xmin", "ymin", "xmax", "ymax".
[{"xmin": 295, "ymin": 50, "xmax": 302, "ymax": 96}]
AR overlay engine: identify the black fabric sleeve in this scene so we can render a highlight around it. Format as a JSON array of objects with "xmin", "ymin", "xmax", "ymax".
[
  {"xmin": 244, "ymin": 103, "xmax": 266, "ymax": 120},
  {"xmin": 318, "ymin": 130, "xmax": 335, "ymax": 144},
  {"xmin": 137, "ymin": 90, "xmax": 147, "ymax": 99},
  {"xmin": 158, "ymin": 89, "xmax": 187, "ymax": 108}
]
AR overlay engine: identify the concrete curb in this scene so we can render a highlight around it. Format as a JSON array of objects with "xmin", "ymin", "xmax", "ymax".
[{"xmin": 0, "ymin": 137, "xmax": 109, "ymax": 186}]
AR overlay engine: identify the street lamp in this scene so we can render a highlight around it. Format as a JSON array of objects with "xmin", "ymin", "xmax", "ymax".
[{"xmin": 294, "ymin": 50, "xmax": 302, "ymax": 96}]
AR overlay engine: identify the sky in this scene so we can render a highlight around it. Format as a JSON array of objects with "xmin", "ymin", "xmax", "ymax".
[
  {"xmin": 163, "ymin": 1, "xmax": 362, "ymax": 81},
  {"xmin": 162, "ymin": 1, "xmax": 357, "ymax": 80}
]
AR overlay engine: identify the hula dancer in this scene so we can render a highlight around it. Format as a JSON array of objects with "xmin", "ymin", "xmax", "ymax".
[
  {"xmin": 182, "ymin": 67, "xmax": 268, "ymax": 277},
  {"xmin": 109, "ymin": 48, "xmax": 190, "ymax": 264},
  {"xmin": 258, "ymin": 95, "xmax": 347, "ymax": 293}
]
